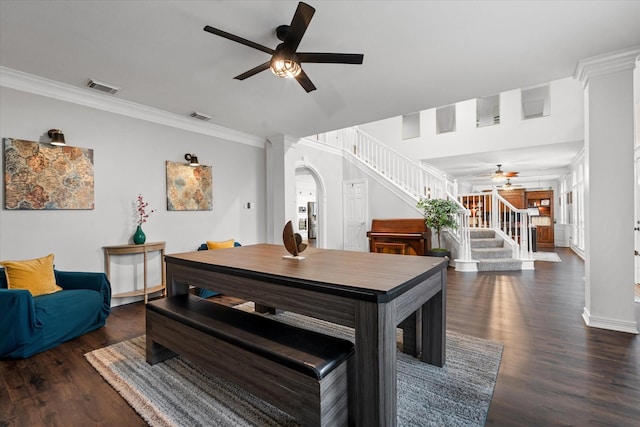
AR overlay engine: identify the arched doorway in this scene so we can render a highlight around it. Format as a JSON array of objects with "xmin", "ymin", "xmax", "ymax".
[{"xmin": 295, "ymin": 164, "xmax": 325, "ymax": 248}]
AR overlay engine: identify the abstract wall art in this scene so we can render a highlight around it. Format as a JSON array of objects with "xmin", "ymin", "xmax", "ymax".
[
  {"xmin": 165, "ymin": 161, "xmax": 213, "ymax": 211},
  {"xmin": 3, "ymin": 138, "xmax": 95, "ymax": 210}
]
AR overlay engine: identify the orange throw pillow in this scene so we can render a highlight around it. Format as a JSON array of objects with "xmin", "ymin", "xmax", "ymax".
[
  {"xmin": 206, "ymin": 239, "xmax": 235, "ymax": 250},
  {"xmin": 0, "ymin": 254, "xmax": 62, "ymax": 297}
]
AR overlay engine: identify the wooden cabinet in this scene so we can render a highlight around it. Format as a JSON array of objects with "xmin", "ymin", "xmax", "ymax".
[
  {"xmin": 498, "ymin": 188, "xmax": 525, "ymax": 209},
  {"xmin": 525, "ymin": 190, "xmax": 554, "ymax": 249}
]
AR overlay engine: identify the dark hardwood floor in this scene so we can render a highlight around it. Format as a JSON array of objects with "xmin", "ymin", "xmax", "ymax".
[{"xmin": 1, "ymin": 248, "xmax": 638, "ymax": 426}]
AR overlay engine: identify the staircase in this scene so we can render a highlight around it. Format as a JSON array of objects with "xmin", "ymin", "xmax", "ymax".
[
  {"xmin": 470, "ymin": 229, "xmax": 522, "ymax": 271},
  {"xmin": 306, "ymin": 127, "xmax": 534, "ymax": 272}
]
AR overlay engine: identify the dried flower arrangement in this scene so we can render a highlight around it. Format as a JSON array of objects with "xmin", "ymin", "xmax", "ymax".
[{"xmin": 136, "ymin": 194, "xmax": 155, "ymax": 226}]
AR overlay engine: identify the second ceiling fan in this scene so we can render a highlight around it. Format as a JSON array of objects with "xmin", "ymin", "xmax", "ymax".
[{"xmin": 203, "ymin": 2, "xmax": 364, "ymax": 92}]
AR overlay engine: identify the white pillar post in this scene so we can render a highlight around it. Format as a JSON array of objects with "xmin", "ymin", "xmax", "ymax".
[
  {"xmin": 575, "ymin": 47, "xmax": 639, "ymax": 334},
  {"xmin": 265, "ymin": 134, "xmax": 298, "ymax": 244}
]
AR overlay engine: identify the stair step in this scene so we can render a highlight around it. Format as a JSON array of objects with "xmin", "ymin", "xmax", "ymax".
[
  {"xmin": 470, "ymin": 238, "xmax": 504, "ymax": 249},
  {"xmin": 471, "ymin": 247, "xmax": 513, "ymax": 259},
  {"xmin": 470, "ymin": 229, "xmax": 496, "ymax": 239},
  {"xmin": 478, "ymin": 258, "xmax": 523, "ymax": 271}
]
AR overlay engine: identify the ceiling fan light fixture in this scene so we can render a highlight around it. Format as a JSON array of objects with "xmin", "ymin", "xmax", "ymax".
[{"xmin": 270, "ymin": 57, "xmax": 301, "ymax": 79}]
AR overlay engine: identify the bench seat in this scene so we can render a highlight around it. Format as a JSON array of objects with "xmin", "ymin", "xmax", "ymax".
[{"xmin": 146, "ymin": 294, "xmax": 354, "ymax": 426}]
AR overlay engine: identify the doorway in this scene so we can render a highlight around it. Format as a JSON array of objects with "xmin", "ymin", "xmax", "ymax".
[{"xmin": 295, "ymin": 167, "xmax": 322, "ymax": 248}]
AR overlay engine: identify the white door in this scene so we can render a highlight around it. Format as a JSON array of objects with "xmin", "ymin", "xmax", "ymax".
[{"xmin": 343, "ymin": 180, "xmax": 368, "ymax": 251}]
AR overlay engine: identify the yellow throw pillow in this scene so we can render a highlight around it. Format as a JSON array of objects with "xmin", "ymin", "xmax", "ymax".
[
  {"xmin": 0, "ymin": 254, "xmax": 62, "ymax": 297},
  {"xmin": 206, "ymin": 239, "xmax": 235, "ymax": 250}
]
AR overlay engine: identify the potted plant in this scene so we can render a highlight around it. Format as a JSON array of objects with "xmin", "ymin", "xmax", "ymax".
[{"xmin": 416, "ymin": 197, "xmax": 460, "ymax": 258}]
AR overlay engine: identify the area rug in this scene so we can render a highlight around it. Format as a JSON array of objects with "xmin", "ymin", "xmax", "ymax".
[
  {"xmin": 533, "ymin": 251, "xmax": 562, "ymax": 262},
  {"xmin": 85, "ymin": 308, "xmax": 503, "ymax": 427}
]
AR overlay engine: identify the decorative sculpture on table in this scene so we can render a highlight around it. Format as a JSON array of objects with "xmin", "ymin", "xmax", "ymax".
[{"xmin": 282, "ymin": 220, "xmax": 307, "ymax": 260}]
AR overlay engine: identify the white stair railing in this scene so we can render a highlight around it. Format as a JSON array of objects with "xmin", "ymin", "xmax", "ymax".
[
  {"xmin": 307, "ymin": 127, "xmax": 474, "ymax": 264},
  {"xmin": 447, "ymin": 195, "xmax": 472, "ymax": 262},
  {"xmin": 458, "ymin": 190, "xmax": 534, "ymax": 260},
  {"xmin": 310, "ymin": 127, "xmax": 449, "ymax": 199}
]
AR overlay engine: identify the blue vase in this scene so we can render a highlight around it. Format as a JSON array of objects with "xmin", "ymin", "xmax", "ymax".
[{"xmin": 133, "ymin": 225, "xmax": 146, "ymax": 244}]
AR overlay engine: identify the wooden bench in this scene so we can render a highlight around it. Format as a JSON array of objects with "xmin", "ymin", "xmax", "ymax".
[{"xmin": 146, "ymin": 294, "xmax": 354, "ymax": 426}]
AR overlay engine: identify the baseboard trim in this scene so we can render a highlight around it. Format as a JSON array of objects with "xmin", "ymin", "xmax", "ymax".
[
  {"xmin": 454, "ymin": 260, "xmax": 478, "ymax": 272},
  {"xmin": 521, "ymin": 260, "xmax": 535, "ymax": 270},
  {"xmin": 582, "ymin": 307, "xmax": 638, "ymax": 334}
]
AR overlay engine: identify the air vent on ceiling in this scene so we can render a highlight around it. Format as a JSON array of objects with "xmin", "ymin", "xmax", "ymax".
[
  {"xmin": 87, "ymin": 79, "xmax": 119, "ymax": 95},
  {"xmin": 189, "ymin": 111, "xmax": 212, "ymax": 121}
]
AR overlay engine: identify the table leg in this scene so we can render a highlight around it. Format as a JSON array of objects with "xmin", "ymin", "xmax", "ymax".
[
  {"xmin": 254, "ymin": 303, "xmax": 282, "ymax": 315},
  {"xmin": 421, "ymin": 283, "xmax": 446, "ymax": 366},
  {"xmin": 398, "ymin": 307, "xmax": 422, "ymax": 357},
  {"xmin": 143, "ymin": 249, "xmax": 148, "ymax": 304},
  {"xmin": 165, "ymin": 263, "xmax": 189, "ymax": 297},
  {"xmin": 354, "ymin": 301, "xmax": 397, "ymax": 427}
]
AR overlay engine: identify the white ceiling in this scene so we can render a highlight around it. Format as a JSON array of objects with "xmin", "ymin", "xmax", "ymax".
[
  {"xmin": 1, "ymin": 1, "xmax": 639, "ymax": 185},
  {"xmin": 424, "ymin": 140, "xmax": 585, "ymax": 190}
]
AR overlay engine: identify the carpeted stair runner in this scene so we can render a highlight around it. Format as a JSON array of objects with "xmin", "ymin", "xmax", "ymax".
[{"xmin": 470, "ymin": 229, "xmax": 522, "ymax": 271}]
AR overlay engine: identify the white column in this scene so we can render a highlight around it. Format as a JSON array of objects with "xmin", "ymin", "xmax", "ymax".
[
  {"xmin": 265, "ymin": 134, "xmax": 298, "ymax": 243},
  {"xmin": 575, "ymin": 47, "xmax": 639, "ymax": 334}
]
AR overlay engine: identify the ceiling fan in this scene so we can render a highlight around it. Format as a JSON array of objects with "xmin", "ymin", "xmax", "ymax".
[
  {"xmin": 501, "ymin": 178, "xmax": 523, "ymax": 190},
  {"xmin": 476, "ymin": 164, "xmax": 520, "ymax": 181},
  {"xmin": 203, "ymin": 2, "xmax": 364, "ymax": 93}
]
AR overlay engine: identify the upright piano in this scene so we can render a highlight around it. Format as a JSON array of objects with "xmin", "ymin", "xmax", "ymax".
[{"xmin": 366, "ymin": 218, "xmax": 431, "ymax": 256}]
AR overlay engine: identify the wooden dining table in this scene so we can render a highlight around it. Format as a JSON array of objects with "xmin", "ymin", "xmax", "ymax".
[{"xmin": 164, "ymin": 243, "xmax": 447, "ymax": 426}]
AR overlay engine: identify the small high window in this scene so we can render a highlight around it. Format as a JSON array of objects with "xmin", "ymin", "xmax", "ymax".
[
  {"xmin": 476, "ymin": 95, "xmax": 500, "ymax": 127},
  {"xmin": 402, "ymin": 112, "xmax": 420, "ymax": 140},
  {"xmin": 436, "ymin": 105, "xmax": 456, "ymax": 134},
  {"xmin": 521, "ymin": 84, "xmax": 550, "ymax": 119}
]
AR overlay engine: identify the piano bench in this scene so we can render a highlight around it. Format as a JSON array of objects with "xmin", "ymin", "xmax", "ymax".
[{"xmin": 374, "ymin": 241, "xmax": 408, "ymax": 255}]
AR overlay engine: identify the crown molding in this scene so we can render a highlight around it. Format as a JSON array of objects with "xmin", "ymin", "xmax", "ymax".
[
  {"xmin": 574, "ymin": 46, "xmax": 640, "ymax": 88},
  {"xmin": 0, "ymin": 66, "xmax": 265, "ymax": 148}
]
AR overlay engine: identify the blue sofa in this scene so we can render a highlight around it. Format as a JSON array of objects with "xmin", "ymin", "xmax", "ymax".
[{"xmin": 0, "ymin": 268, "xmax": 111, "ymax": 358}]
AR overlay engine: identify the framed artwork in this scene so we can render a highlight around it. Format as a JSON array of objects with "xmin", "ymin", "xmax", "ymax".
[
  {"xmin": 165, "ymin": 161, "xmax": 213, "ymax": 211},
  {"xmin": 540, "ymin": 199, "xmax": 550, "ymax": 206},
  {"xmin": 3, "ymin": 138, "xmax": 94, "ymax": 210},
  {"xmin": 298, "ymin": 218, "xmax": 307, "ymax": 230},
  {"xmin": 298, "ymin": 206, "xmax": 307, "ymax": 213}
]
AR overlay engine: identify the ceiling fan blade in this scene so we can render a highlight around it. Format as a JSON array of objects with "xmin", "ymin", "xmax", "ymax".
[
  {"xmin": 204, "ymin": 26, "xmax": 275, "ymax": 55},
  {"xmin": 295, "ymin": 69, "xmax": 316, "ymax": 93},
  {"xmin": 233, "ymin": 61, "xmax": 271, "ymax": 80},
  {"xmin": 298, "ymin": 52, "xmax": 364, "ymax": 64},
  {"xmin": 283, "ymin": 2, "xmax": 315, "ymax": 52}
]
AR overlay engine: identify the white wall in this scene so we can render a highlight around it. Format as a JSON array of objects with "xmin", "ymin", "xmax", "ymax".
[
  {"xmin": 342, "ymin": 158, "xmax": 421, "ymax": 221},
  {"xmin": 0, "ymin": 87, "xmax": 266, "ymax": 305},
  {"xmin": 359, "ymin": 77, "xmax": 584, "ymax": 161},
  {"xmin": 288, "ymin": 139, "xmax": 423, "ymax": 251}
]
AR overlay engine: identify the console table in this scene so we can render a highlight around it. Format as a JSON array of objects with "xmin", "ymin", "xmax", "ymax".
[{"xmin": 103, "ymin": 241, "xmax": 166, "ymax": 303}]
